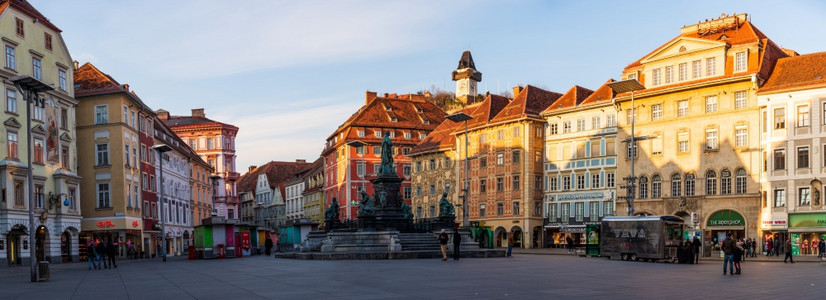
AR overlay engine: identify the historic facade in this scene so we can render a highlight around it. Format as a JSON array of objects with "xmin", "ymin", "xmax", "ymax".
[
  {"xmin": 541, "ymin": 82, "xmax": 618, "ymax": 247},
  {"xmin": 237, "ymin": 161, "xmax": 309, "ymax": 232},
  {"xmin": 1, "ymin": 0, "xmax": 81, "ymax": 265},
  {"xmin": 302, "ymin": 158, "xmax": 324, "ymax": 226},
  {"xmin": 321, "ymin": 92, "xmax": 444, "ymax": 220},
  {"xmin": 757, "ymin": 51, "xmax": 826, "ymax": 256},
  {"xmin": 614, "ymin": 14, "xmax": 788, "ymax": 253}
]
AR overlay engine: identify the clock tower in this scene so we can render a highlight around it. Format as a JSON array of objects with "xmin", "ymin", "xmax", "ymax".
[{"xmin": 451, "ymin": 50, "xmax": 482, "ymax": 104}]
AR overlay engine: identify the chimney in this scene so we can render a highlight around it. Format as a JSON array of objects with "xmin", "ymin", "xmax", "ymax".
[
  {"xmin": 73, "ymin": 60, "xmax": 79, "ymax": 70},
  {"xmin": 249, "ymin": 165, "xmax": 257, "ymax": 173},
  {"xmin": 513, "ymin": 86, "xmax": 524, "ymax": 96},
  {"xmin": 296, "ymin": 159, "xmax": 306, "ymax": 164},
  {"xmin": 192, "ymin": 108, "xmax": 205, "ymax": 118},
  {"xmin": 365, "ymin": 91, "xmax": 377, "ymax": 105},
  {"xmin": 156, "ymin": 109, "xmax": 170, "ymax": 121},
  {"xmin": 121, "ymin": 84, "xmax": 129, "ymax": 91}
]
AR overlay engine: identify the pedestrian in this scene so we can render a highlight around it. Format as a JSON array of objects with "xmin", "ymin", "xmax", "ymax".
[
  {"xmin": 733, "ymin": 239, "xmax": 743, "ymax": 275},
  {"xmin": 566, "ymin": 235, "xmax": 574, "ymax": 253},
  {"xmin": 438, "ymin": 229, "xmax": 449, "ymax": 261},
  {"xmin": 453, "ymin": 228, "xmax": 462, "ymax": 261},
  {"xmin": 691, "ymin": 237, "xmax": 701, "ymax": 264},
  {"xmin": 774, "ymin": 238, "xmax": 781, "ymax": 257},
  {"xmin": 265, "ymin": 237, "xmax": 273, "ymax": 256},
  {"xmin": 721, "ymin": 234, "xmax": 734, "ymax": 275},
  {"xmin": 766, "ymin": 238, "xmax": 773, "ymax": 256},
  {"xmin": 743, "ymin": 239, "xmax": 751, "ymax": 261},
  {"xmin": 751, "ymin": 238, "xmax": 757, "ymax": 257},
  {"xmin": 506, "ymin": 229, "xmax": 514, "ymax": 257},
  {"xmin": 275, "ymin": 236, "xmax": 281, "ymax": 253},
  {"xmin": 784, "ymin": 238, "xmax": 795, "ymax": 263},
  {"xmin": 107, "ymin": 241, "xmax": 118, "ymax": 268},
  {"xmin": 95, "ymin": 239, "xmax": 108, "ymax": 269},
  {"xmin": 87, "ymin": 242, "xmax": 99, "ymax": 270},
  {"xmin": 819, "ymin": 239, "xmax": 826, "ymax": 259}
]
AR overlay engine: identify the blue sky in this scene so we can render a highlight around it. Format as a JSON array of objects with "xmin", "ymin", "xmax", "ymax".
[{"xmin": 36, "ymin": 0, "xmax": 826, "ymax": 170}]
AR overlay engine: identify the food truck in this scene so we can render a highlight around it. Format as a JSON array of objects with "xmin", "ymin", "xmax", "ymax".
[{"xmin": 600, "ymin": 216, "xmax": 685, "ymax": 262}]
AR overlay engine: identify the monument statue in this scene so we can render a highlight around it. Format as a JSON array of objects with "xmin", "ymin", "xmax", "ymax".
[
  {"xmin": 380, "ymin": 132, "xmax": 395, "ymax": 175},
  {"xmin": 358, "ymin": 191, "xmax": 376, "ymax": 216},
  {"xmin": 401, "ymin": 201, "xmax": 413, "ymax": 220},
  {"xmin": 438, "ymin": 192, "xmax": 455, "ymax": 217},
  {"xmin": 815, "ymin": 187, "xmax": 821, "ymax": 206},
  {"xmin": 325, "ymin": 198, "xmax": 340, "ymax": 221},
  {"xmin": 379, "ymin": 191, "xmax": 388, "ymax": 208}
]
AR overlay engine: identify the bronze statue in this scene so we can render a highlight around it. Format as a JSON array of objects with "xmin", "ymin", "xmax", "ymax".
[
  {"xmin": 380, "ymin": 132, "xmax": 395, "ymax": 175},
  {"xmin": 358, "ymin": 191, "xmax": 375, "ymax": 216},
  {"xmin": 379, "ymin": 191, "xmax": 388, "ymax": 208},
  {"xmin": 325, "ymin": 198, "xmax": 340, "ymax": 221},
  {"xmin": 401, "ymin": 201, "xmax": 413, "ymax": 220},
  {"xmin": 438, "ymin": 192, "xmax": 455, "ymax": 217}
]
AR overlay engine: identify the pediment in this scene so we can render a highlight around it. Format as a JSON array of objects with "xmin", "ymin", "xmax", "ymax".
[
  {"xmin": 31, "ymin": 125, "xmax": 46, "ymax": 135},
  {"xmin": 641, "ymin": 37, "xmax": 726, "ymax": 64},
  {"xmin": 4, "ymin": 117, "xmax": 21, "ymax": 129},
  {"xmin": 60, "ymin": 132, "xmax": 72, "ymax": 142}
]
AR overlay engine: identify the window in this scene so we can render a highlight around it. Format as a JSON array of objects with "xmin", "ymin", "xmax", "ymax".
[
  {"xmin": 652, "ymin": 68, "xmax": 661, "ymax": 86},
  {"xmin": 497, "ymin": 177, "xmax": 504, "ymax": 191},
  {"xmin": 5, "ymin": 46, "xmax": 15, "ymax": 70},
  {"xmin": 33, "ymin": 104, "xmax": 43, "ymax": 121},
  {"xmin": 61, "ymin": 107, "xmax": 68, "ymax": 129},
  {"xmin": 705, "ymin": 129, "xmax": 718, "ymax": 150},
  {"xmin": 35, "ymin": 185, "xmax": 44, "ymax": 208},
  {"xmin": 561, "ymin": 203, "xmax": 570, "ymax": 221},
  {"xmin": 496, "ymin": 152, "xmax": 504, "ymax": 165},
  {"xmin": 429, "ymin": 184, "xmax": 436, "ymax": 195},
  {"xmin": 678, "ymin": 63, "xmax": 687, "ymax": 81},
  {"xmin": 14, "ymin": 180, "xmax": 24, "ymax": 206},
  {"xmin": 563, "ymin": 121, "xmax": 572, "ymax": 133},
  {"xmin": 44, "ymin": 32, "xmax": 53, "ymax": 51},
  {"xmin": 536, "ymin": 176, "xmax": 542, "ymax": 190},
  {"xmin": 774, "ymin": 189, "xmax": 786, "ymax": 207},
  {"xmin": 651, "ymin": 104, "xmax": 662, "ymax": 121},
  {"xmin": 574, "ymin": 202, "xmax": 584, "ymax": 222},
  {"xmin": 606, "ymin": 173, "xmax": 615, "ymax": 188},
  {"xmin": 798, "ymin": 146, "xmax": 809, "ymax": 169},
  {"xmin": 734, "ymin": 91, "xmax": 747, "ymax": 109},
  {"xmin": 626, "ymin": 142, "xmax": 637, "ymax": 158},
  {"xmin": 576, "ymin": 174, "xmax": 585, "ymax": 190},
  {"xmin": 797, "ymin": 105, "xmax": 810, "ymax": 127},
  {"xmin": 800, "ymin": 187, "xmax": 811, "ymax": 206},
  {"xmin": 547, "ymin": 203, "xmax": 557, "ymax": 219},
  {"xmin": 774, "ymin": 149, "xmax": 785, "ymax": 170},
  {"xmin": 96, "ymin": 143, "xmax": 109, "ymax": 166},
  {"xmin": 33, "ymin": 139, "xmax": 44, "ymax": 163},
  {"xmin": 373, "ymin": 146, "xmax": 380, "ymax": 155},
  {"xmin": 95, "ymin": 105, "xmax": 108, "ymax": 124},
  {"xmin": 416, "ymin": 185, "xmax": 421, "ymax": 197},
  {"xmin": 774, "ymin": 108, "xmax": 785, "ymax": 129},
  {"xmin": 513, "ymin": 127, "xmax": 520, "ymax": 137},
  {"xmin": 7, "ymin": 132, "xmax": 18, "ymax": 159},
  {"xmin": 550, "ymin": 123, "xmax": 558, "ymax": 135},
  {"xmin": 15, "ymin": 18, "xmax": 23, "ymax": 37},
  {"xmin": 479, "ymin": 204, "xmax": 486, "ymax": 217},
  {"xmin": 61, "ymin": 146, "xmax": 69, "ymax": 169},
  {"xmin": 721, "ymin": 169, "xmax": 732, "ymax": 195},
  {"xmin": 626, "ymin": 109, "xmax": 636, "ymax": 125},
  {"xmin": 592, "ymin": 173, "xmax": 601, "ymax": 189},
  {"xmin": 692, "ymin": 60, "xmax": 701, "ymax": 79},
  {"xmin": 652, "ymin": 133, "xmax": 663, "ymax": 155},
  {"xmin": 563, "ymin": 176, "xmax": 571, "ymax": 190},
  {"xmin": 356, "ymin": 162, "xmax": 365, "ymax": 177},
  {"xmin": 638, "ymin": 176, "xmax": 648, "ymax": 199},
  {"xmin": 735, "ymin": 52, "xmax": 747, "ymax": 72},
  {"xmin": 97, "ymin": 183, "xmax": 111, "ymax": 208},
  {"xmin": 68, "ymin": 188, "xmax": 77, "ymax": 210},
  {"xmin": 429, "ymin": 159, "xmax": 436, "ymax": 170},
  {"xmin": 678, "ymin": 132, "xmax": 689, "ymax": 153},
  {"xmin": 577, "ymin": 119, "xmax": 585, "ymax": 131},
  {"xmin": 6, "ymin": 89, "xmax": 16, "ymax": 113},
  {"xmin": 512, "ymin": 150, "xmax": 520, "ymax": 165},
  {"xmin": 480, "ymin": 180, "xmax": 486, "ymax": 193},
  {"xmin": 685, "ymin": 174, "xmax": 695, "ymax": 196},
  {"xmin": 32, "ymin": 57, "xmax": 41, "ymax": 80},
  {"xmin": 706, "ymin": 171, "xmax": 717, "ymax": 195},
  {"xmin": 735, "ymin": 169, "xmax": 747, "ymax": 194},
  {"xmin": 404, "ymin": 132, "xmax": 411, "ymax": 139},
  {"xmin": 403, "ymin": 187, "xmax": 411, "ymax": 200},
  {"xmin": 671, "ymin": 174, "xmax": 681, "ymax": 197},
  {"xmin": 735, "ymin": 127, "xmax": 748, "ymax": 147},
  {"xmin": 705, "ymin": 96, "xmax": 717, "ymax": 113},
  {"xmin": 549, "ymin": 177, "xmax": 558, "ymax": 191},
  {"xmin": 677, "ymin": 100, "xmax": 688, "ymax": 117},
  {"xmin": 480, "ymin": 157, "xmax": 487, "ymax": 168},
  {"xmin": 603, "ymin": 201, "xmax": 614, "ymax": 216},
  {"xmin": 606, "ymin": 115, "xmax": 616, "ymax": 127},
  {"xmin": 125, "ymin": 145, "xmax": 131, "ymax": 167},
  {"xmin": 590, "ymin": 202, "xmax": 600, "ymax": 220},
  {"xmin": 706, "ymin": 57, "xmax": 716, "ymax": 76},
  {"xmin": 513, "ymin": 202, "xmax": 520, "ymax": 216},
  {"xmin": 592, "ymin": 116, "xmax": 600, "ymax": 129},
  {"xmin": 652, "ymin": 175, "xmax": 662, "ymax": 198},
  {"xmin": 127, "ymin": 183, "xmax": 132, "ymax": 208},
  {"xmin": 403, "ymin": 164, "xmax": 411, "ymax": 177},
  {"xmin": 415, "ymin": 161, "xmax": 421, "ymax": 172},
  {"xmin": 663, "ymin": 66, "xmax": 673, "ymax": 84}
]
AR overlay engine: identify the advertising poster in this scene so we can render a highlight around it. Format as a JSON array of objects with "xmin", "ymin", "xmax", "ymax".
[{"xmin": 46, "ymin": 100, "xmax": 60, "ymax": 163}]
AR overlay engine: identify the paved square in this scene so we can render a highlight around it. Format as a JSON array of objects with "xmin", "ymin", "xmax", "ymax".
[{"xmin": 1, "ymin": 253, "xmax": 825, "ymax": 299}]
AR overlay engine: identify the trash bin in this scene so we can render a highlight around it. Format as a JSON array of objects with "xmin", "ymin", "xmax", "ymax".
[{"xmin": 38, "ymin": 261, "xmax": 50, "ymax": 281}]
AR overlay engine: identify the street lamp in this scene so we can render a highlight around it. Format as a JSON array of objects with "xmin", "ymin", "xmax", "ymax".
[
  {"xmin": 346, "ymin": 140, "xmax": 368, "ymax": 198},
  {"xmin": 607, "ymin": 79, "xmax": 645, "ymax": 216},
  {"xmin": 153, "ymin": 144, "xmax": 173, "ymax": 262},
  {"xmin": 11, "ymin": 75, "xmax": 53, "ymax": 282},
  {"xmin": 446, "ymin": 112, "xmax": 473, "ymax": 227}
]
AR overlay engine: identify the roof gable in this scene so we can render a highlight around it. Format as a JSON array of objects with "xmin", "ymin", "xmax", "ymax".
[
  {"xmin": 410, "ymin": 107, "xmax": 475, "ymax": 155},
  {"xmin": 490, "ymin": 85, "xmax": 562, "ymax": 123},
  {"xmin": 73, "ymin": 62, "xmax": 124, "ymax": 96},
  {"xmin": 641, "ymin": 37, "xmax": 726, "ymax": 64}
]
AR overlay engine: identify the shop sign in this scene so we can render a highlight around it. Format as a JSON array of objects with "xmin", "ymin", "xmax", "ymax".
[
  {"xmin": 761, "ymin": 220, "xmax": 787, "ymax": 226},
  {"xmin": 789, "ymin": 213, "xmax": 826, "ymax": 228},
  {"xmin": 706, "ymin": 210, "xmax": 744, "ymax": 227},
  {"xmin": 97, "ymin": 220, "xmax": 114, "ymax": 228},
  {"xmin": 132, "ymin": 221, "xmax": 139, "ymax": 228},
  {"xmin": 555, "ymin": 192, "xmax": 605, "ymax": 201},
  {"xmin": 560, "ymin": 226, "xmax": 586, "ymax": 233}
]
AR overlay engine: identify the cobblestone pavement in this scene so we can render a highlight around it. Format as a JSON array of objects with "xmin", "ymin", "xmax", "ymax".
[{"xmin": 1, "ymin": 252, "xmax": 825, "ymax": 299}]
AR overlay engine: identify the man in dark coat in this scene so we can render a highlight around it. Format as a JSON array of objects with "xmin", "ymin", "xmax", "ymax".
[
  {"xmin": 721, "ymin": 234, "xmax": 734, "ymax": 275},
  {"xmin": 96, "ymin": 240, "xmax": 109, "ymax": 269},
  {"xmin": 88, "ymin": 242, "xmax": 99, "ymax": 270},
  {"xmin": 453, "ymin": 229, "xmax": 462, "ymax": 261},
  {"xmin": 107, "ymin": 241, "xmax": 118, "ymax": 268},
  {"xmin": 265, "ymin": 237, "xmax": 273, "ymax": 256},
  {"xmin": 692, "ymin": 237, "xmax": 702, "ymax": 264}
]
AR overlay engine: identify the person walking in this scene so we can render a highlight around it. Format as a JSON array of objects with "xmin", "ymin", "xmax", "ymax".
[
  {"xmin": 751, "ymin": 238, "xmax": 757, "ymax": 257},
  {"xmin": 818, "ymin": 239, "xmax": 825, "ymax": 259},
  {"xmin": 733, "ymin": 239, "xmax": 743, "ymax": 275},
  {"xmin": 107, "ymin": 241, "xmax": 118, "ymax": 268},
  {"xmin": 264, "ymin": 237, "xmax": 273, "ymax": 256},
  {"xmin": 692, "ymin": 237, "xmax": 701, "ymax": 264},
  {"xmin": 87, "ymin": 242, "xmax": 99, "ymax": 270},
  {"xmin": 784, "ymin": 238, "xmax": 795, "ymax": 263},
  {"xmin": 566, "ymin": 235, "xmax": 574, "ymax": 253},
  {"xmin": 95, "ymin": 240, "xmax": 108, "ymax": 269},
  {"xmin": 766, "ymin": 238, "xmax": 773, "ymax": 256},
  {"xmin": 452, "ymin": 229, "xmax": 462, "ymax": 261},
  {"xmin": 743, "ymin": 239, "xmax": 751, "ymax": 261},
  {"xmin": 438, "ymin": 229, "xmax": 449, "ymax": 261},
  {"xmin": 721, "ymin": 234, "xmax": 734, "ymax": 275},
  {"xmin": 506, "ymin": 230, "xmax": 514, "ymax": 257}
]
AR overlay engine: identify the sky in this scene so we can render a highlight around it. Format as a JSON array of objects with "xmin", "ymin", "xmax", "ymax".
[{"xmin": 35, "ymin": 0, "xmax": 826, "ymax": 170}]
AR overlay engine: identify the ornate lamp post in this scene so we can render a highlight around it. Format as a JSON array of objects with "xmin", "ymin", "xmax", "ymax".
[
  {"xmin": 153, "ymin": 144, "xmax": 173, "ymax": 262},
  {"xmin": 11, "ymin": 75, "xmax": 53, "ymax": 282},
  {"xmin": 608, "ymin": 79, "xmax": 645, "ymax": 216},
  {"xmin": 446, "ymin": 112, "xmax": 473, "ymax": 227}
]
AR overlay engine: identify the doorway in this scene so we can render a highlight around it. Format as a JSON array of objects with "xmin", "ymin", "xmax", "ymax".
[{"xmin": 61, "ymin": 231, "xmax": 72, "ymax": 262}]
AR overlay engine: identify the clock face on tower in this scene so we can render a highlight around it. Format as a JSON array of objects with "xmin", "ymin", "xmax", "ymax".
[{"xmin": 457, "ymin": 80, "xmax": 468, "ymax": 95}]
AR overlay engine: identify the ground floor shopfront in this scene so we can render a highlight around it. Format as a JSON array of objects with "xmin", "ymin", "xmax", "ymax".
[
  {"xmin": 1, "ymin": 214, "xmax": 81, "ymax": 266},
  {"xmin": 482, "ymin": 217, "xmax": 543, "ymax": 249},
  {"xmin": 788, "ymin": 212, "xmax": 826, "ymax": 256},
  {"xmin": 79, "ymin": 217, "xmax": 143, "ymax": 259}
]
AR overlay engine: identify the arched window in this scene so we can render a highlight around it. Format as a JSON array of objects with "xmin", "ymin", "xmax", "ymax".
[
  {"xmin": 685, "ymin": 173, "xmax": 695, "ymax": 196},
  {"xmin": 652, "ymin": 175, "xmax": 662, "ymax": 198},
  {"xmin": 639, "ymin": 176, "xmax": 649, "ymax": 199},
  {"xmin": 706, "ymin": 170, "xmax": 717, "ymax": 195},
  {"xmin": 735, "ymin": 169, "xmax": 747, "ymax": 194},
  {"xmin": 671, "ymin": 174, "xmax": 682, "ymax": 197},
  {"xmin": 721, "ymin": 169, "xmax": 732, "ymax": 195}
]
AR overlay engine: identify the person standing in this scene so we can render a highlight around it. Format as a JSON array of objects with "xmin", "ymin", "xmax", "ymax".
[
  {"xmin": 766, "ymin": 238, "xmax": 773, "ymax": 256},
  {"xmin": 438, "ymin": 229, "xmax": 449, "ymax": 261},
  {"xmin": 692, "ymin": 237, "xmax": 701, "ymax": 264},
  {"xmin": 818, "ymin": 239, "xmax": 825, "ymax": 259},
  {"xmin": 95, "ymin": 240, "xmax": 108, "ymax": 269},
  {"xmin": 751, "ymin": 238, "xmax": 757, "ymax": 257},
  {"xmin": 566, "ymin": 235, "xmax": 574, "ymax": 253},
  {"xmin": 507, "ymin": 230, "xmax": 514, "ymax": 257},
  {"xmin": 264, "ymin": 237, "xmax": 273, "ymax": 256},
  {"xmin": 87, "ymin": 242, "xmax": 99, "ymax": 270},
  {"xmin": 452, "ymin": 229, "xmax": 462, "ymax": 261},
  {"xmin": 733, "ymin": 239, "xmax": 743, "ymax": 275},
  {"xmin": 721, "ymin": 234, "xmax": 734, "ymax": 275},
  {"xmin": 107, "ymin": 241, "xmax": 118, "ymax": 268},
  {"xmin": 784, "ymin": 238, "xmax": 795, "ymax": 263}
]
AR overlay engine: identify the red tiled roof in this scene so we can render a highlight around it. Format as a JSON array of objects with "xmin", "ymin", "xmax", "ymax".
[
  {"xmin": 409, "ymin": 107, "xmax": 474, "ymax": 155},
  {"xmin": 489, "ymin": 85, "xmax": 562, "ymax": 123},
  {"xmin": 162, "ymin": 115, "xmax": 238, "ymax": 132},
  {"xmin": 757, "ymin": 51, "xmax": 826, "ymax": 94},
  {"xmin": 237, "ymin": 161, "xmax": 311, "ymax": 198},
  {"xmin": 461, "ymin": 93, "xmax": 511, "ymax": 131},
  {"xmin": 1, "ymin": 0, "xmax": 61, "ymax": 32},
  {"xmin": 74, "ymin": 62, "xmax": 154, "ymax": 112},
  {"xmin": 578, "ymin": 79, "xmax": 616, "ymax": 106},
  {"xmin": 544, "ymin": 85, "xmax": 594, "ymax": 112}
]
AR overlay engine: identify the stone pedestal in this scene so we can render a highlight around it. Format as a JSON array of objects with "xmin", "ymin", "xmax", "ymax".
[
  {"xmin": 300, "ymin": 231, "xmax": 328, "ymax": 252},
  {"xmin": 371, "ymin": 174, "xmax": 411, "ymax": 231},
  {"xmin": 320, "ymin": 231, "xmax": 402, "ymax": 253}
]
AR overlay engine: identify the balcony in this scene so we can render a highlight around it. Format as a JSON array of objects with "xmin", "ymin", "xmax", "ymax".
[
  {"xmin": 215, "ymin": 196, "xmax": 240, "ymax": 204},
  {"xmin": 224, "ymin": 171, "xmax": 240, "ymax": 181}
]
